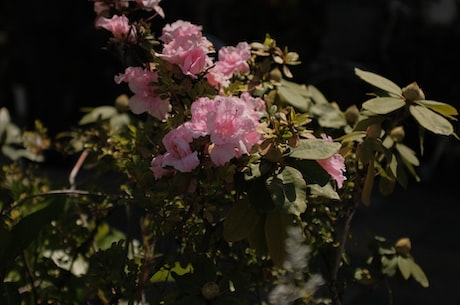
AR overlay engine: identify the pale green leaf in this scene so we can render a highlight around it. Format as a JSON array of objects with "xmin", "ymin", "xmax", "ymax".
[
  {"xmin": 395, "ymin": 143, "xmax": 420, "ymax": 166},
  {"xmin": 277, "ymin": 79, "xmax": 312, "ymax": 112},
  {"xmin": 308, "ymin": 183, "xmax": 340, "ymax": 200},
  {"xmin": 79, "ymin": 106, "xmax": 119, "ymax": 125},
  {"xmin": 355, "ymin": 68, "xmax": 402, "ymax": 96},
  {"xmin": 409, "ymin": 105, "xmax": 454, "ymax": 136},
  {"xmin": 410, "ymin": 259, "xmax": 430, "ymax": 288},
  {"xmin": 307, "ymin": 84, "xmax": 329, "ymax": 104},
  {"xmin": 417, "ymin": 100, "xmax": 458, "ymax": 119},
  {"xmin": 397, "ymin": 256, "xmax": 411, "ymax": 280},
  {"xmin": 362, "ymin": 97, "xmax": 405, "ymax": 114},
  {"xmin": 381, "ymin": 255, "xmax": 398, "ymax": 276},
  {"xmin": 289, "ymin": 138, "xmax": 341, "ymax": 160}
]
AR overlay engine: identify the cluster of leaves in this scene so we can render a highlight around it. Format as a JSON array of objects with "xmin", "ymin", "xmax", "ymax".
[{"xmin": 1, "ymin": 3, "xmax": 459, "ymax": 305}]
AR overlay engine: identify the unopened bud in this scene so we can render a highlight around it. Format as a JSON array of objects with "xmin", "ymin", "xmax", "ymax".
[
  {"xmin": 395, "ymin": 237, "xmax": 411, "ymax": 256},
  {"xmin": 344, "ymin": 105, "xmax": 360, "ymax": 125},
  {"xmin": 201, "ymin": 281, "xmax": 220, "ymax": 300},
  {"xmin": 402, "ymin": 82, "xmax": 425, "ymax": 102},
  {"xmin": 366, "ymin": 123, "xmax": 382, "ymax": 139},
  {"xmin": 270, "ymin": 68, "xmax": 283, "ymax": 82},
  {"xmin": 390, "ymin": 126, "xmax": 405, "ymax": 143}
]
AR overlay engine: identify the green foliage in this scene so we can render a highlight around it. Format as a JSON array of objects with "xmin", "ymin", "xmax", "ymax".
[{"xmin": 1, "ymin": 4, "xmax": 459, "ymax": 305}]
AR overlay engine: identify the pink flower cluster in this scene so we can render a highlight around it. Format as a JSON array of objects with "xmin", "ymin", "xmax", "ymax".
[
  {"xmin": 95, "ymin": 14, "xmax": 137, "ymax": 43},
  {"xmin": 206, "ymin": 42, "xmax": 252, "ymax": 89},
  {"xmin": 157, "ymin": 20, "xmax": 214, "ymax": 78},
  {"xmin": 114, "ymin": 66, "xmax": 171, "ymax": 120},
  {"xmin": 317, "ymin": 135, "xmax": 347, "ymax": 189},
  {"xmin": 150, "ymin": 93, "xmax": 266, "ymax": 179}
]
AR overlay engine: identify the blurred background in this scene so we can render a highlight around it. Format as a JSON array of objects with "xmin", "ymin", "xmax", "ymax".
[{"xmin": 1, "ymin": 0, "xmax": 460, "ymax": 304}]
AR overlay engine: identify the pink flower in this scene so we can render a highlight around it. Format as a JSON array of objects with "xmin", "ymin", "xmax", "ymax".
[
  {"xmin": 206, "ymin": 42, "xmax": 251, "ymax": 88},
  {"xmin": 135, "ymin": 0, "xmax": 165, "ymax": 18},
  {"xmin": 317, "ymin": 135, "xmax": 347, "ymax": 189},
  {"xmin": 95, "ymin": 14, "xmax": 136, "ymax": 43},
  {"xmin": 115, "ymin": 66, "xmax": 171, "ymax": 120},
  {"xmin": 161, "ymin": 125, "xmax": 200, "ymax": 173},
  {"xmin": 159, "ymin": 20, "xmax": 203, "ymax": 43},
  {"xmin": 205, "ymin": 95, "xmax": 264, "ymax": 166},
  {"xmin": 150, "ymin": 154, "xmax": 171, "ymax": 180},
  {"xmin": 157, "ymin": 20, "xmax": 214, "ymax": 78}
]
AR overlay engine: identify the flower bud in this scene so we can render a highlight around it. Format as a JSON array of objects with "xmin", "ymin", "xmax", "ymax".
[
  {"xmin": 201, "ymin": 281, "xmax": 220, "ymax": 300},
  {"xmin": 402, "ymin": 82, "xmax": 425, "ymax": 102},
  {"xmin": 390, "ymin": 126, "xmax": 405, "ymax": 143},
  {"xmin": 395, "ymin": 237, "xmax": 411, "ymax": 257},
  {"xmin": 366, "ymin": 123, "xmax": 382, "ymax": 139},
  {"xmin": 344, "ymin": 105, "xmax": 360, "ymax": 125},
  {"xmin": 269, "ymin": 68, "xmax": 282, "ymax": 82}
]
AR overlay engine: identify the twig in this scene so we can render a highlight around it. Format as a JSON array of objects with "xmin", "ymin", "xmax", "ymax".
[{"xmin": 69, "ymin": 149, "xmax": 89, "ymax": 189}]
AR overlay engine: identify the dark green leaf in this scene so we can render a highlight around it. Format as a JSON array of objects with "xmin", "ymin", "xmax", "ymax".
[
  {"xmin": 264, "ymin": 209, "xmax": 293, "ymax": 267},
  {"xmin": 247, "ymin": 215, "xmax": 268, "ymax": 256},
  {"xmin": 287, "ymin": 159, "xmax": 331, "ymax": 186},
  {"xmin": 355, "ymin": 68, "xmax": 402, "ymax": 96},
  {"xmin": 268, "ymin": 166, "xmax": 307, "ymax": 216},
  {"xmin": 409, "ymin": 105, "xmax": 454, "ymax": 136},
  {"xmin": 362, "ymin": 97, "xmax": 405, "ymax": 115},
  {"xmin": 223, "ymin": 198, "xmax": 260, "ymax": 242},
  {"xmin": 6, "ymin": 199, "xmax": 63, "ymax": 263}
]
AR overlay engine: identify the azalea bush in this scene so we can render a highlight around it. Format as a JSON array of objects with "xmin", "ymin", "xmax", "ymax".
[{"xmin": 1, "ymin": 1, "xmax": 459, "ymax": 305}]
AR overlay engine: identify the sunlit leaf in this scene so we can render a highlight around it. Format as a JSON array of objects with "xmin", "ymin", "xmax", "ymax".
[
  {"xmin": 381, "ymin": 255, "xmax": 398, "ymax": 276},
  {"xmin": 395, "ymin": 143, "xmax": 420, "ymax": 166},
  {"xmin": 410, "ymin": 259, "xmax": 430, "ymax": 288},
  {"xmin": 289, "ymin": 138, "xmax": 341, "ymax": 160},
  {"xmin": 277, "ymin": 79, "xmax": 312, "ymax": 112},
  {"xmin": 417, "ymin": 100, "xmax": 458, "ymax": 119},
  {"xmin": 308, "ymin": 183, "xmax": 340, "ymax": 200},
  {"xmin": 397, "ymin": 256, "xmax": 411, "ymax": 280},
  {"xmin": 409, "ymin": 105, "xmax": 454, "ymax": 136},
  {"xmin": 307, "ymin": 85, "xmax": 329, "ymax": 105},
  {"xmin": 362, "ymin": 97, "xmax": 405, "ymax": 114},
  {"xmin": 79, "ymin": 106, "xmax": 119, "ymax": 125},
  {"xmin": 355, "ymin": 68, "xmax": 402, "ymax": 97}
]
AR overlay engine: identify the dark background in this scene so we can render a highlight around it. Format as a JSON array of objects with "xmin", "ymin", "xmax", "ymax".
[{"xmin": 1, "ymin": 1, "xmax": 460, "ymax": 304}]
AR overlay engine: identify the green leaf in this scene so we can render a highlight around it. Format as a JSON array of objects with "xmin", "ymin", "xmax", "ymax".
[
  {"xmin": 355, "ymin": 68, "xmax": 402, "ymax": 96},
  {"xmin": 277, "ymin": 79, "xmax": 312, "ymax": 112},
  {"xmin": 395, "ymin": 143, "xmax": 420, "ymax": 166},
  {"xmin": 247, "ymin": 215, "xmax": 268, "ymax": 256},
  {"xmin": 362, "ymin": 97, "xmax": 405, "ymax": 114},
  {"xmin": 311, "ymin": 103, "xmax": 347, "ymax": 129},
  {"xmin": 273, "ymin": 166, "xmax": 307, "ymax": 216},
  {"xmin": 308, "ymin": 183, "xmax": 340, "ymax": 200},
  {"xmin": 307, "ymin": 85, "xmax": 329, "ymax": 105},
  {"xmin": 264, "ymin": 209, "xmax": 293, "ymax": 267},
  {"xmin": 397, "ymin": 256, "xmax": 411, "ymax": 280},
  {"xmin": 223, "ymin": 198, "xmax": 260, "ymax": 242},
  {"xmin": 381, "ymin": 255, "xmax": 398, "ymax": 276},
  {"xmin": 287, "ymin": 159, "xmax": 331, "ymax": 187},
  {"xmin": 353, "ymin": 116, "xmax": 385, "ymax": 132},
  {"xmin": 289, "ymin": 138, "xmax": 341, "ymax": 160},
  {"xmin": 409, "ymin": 105, "xmax": 454, "ymax": 136},
  {"xmin": 79, "ymin": 106, "xmax": 118, "ymax": 125},
  {"xmin": 5, "ymin": 199, "xmax": 63, "ymax": 263},
  {"xmin": 410, "ymin": 259, "xmax": 429, "ymax": 288},
  {"xmin": 417, "ymin": 100, "xmax": 458, "ymax": 119}
]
